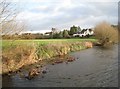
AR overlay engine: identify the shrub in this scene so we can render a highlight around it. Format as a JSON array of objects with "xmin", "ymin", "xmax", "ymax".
[{"xmin": 94, "ymin": 21, "xmax": 118, "ymax": 47}]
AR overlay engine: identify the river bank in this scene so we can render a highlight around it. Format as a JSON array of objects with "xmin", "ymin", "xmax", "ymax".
[
  {"xmin": 2, "ymin": 39, "xmax": 95, "ymax": 75},
  {"xmin": 2, "ymin": 44, "xmax": 118, "ymax": 87}
]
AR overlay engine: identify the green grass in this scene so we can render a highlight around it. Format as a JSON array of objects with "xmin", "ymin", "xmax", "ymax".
[{"xmin": 2, "ymin": 38, "xmax": 97, "ymax": 50}]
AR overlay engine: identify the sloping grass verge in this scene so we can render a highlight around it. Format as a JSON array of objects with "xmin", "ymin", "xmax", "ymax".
[{"xmin": 2, "ymin": 40, "xmax": 94, "ymax": 74}]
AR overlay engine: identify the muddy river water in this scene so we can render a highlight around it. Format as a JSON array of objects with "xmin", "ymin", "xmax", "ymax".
[{"xmin": 2, "ymin": 45, "xmax": 118, "ymax": 87}]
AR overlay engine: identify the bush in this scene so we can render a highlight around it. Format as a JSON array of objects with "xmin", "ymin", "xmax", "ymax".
[{"xmin": 94, "ymin": 22, "xmax": 118, "ymax": 47}]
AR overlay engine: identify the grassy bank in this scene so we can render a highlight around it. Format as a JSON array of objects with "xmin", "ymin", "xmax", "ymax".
[{"xmin": 2, "ymin": 39, "xmax": 96, "ymax": 74}]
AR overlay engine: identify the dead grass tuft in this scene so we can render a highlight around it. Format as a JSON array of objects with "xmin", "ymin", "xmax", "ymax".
[{"xmin": 2, "ymin": 44, "xmax": 38, "ymax": 74}]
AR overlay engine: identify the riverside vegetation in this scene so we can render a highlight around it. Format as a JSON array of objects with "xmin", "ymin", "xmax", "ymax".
[
  {"xmin": 2, "ymin": 39, "xmax": 96, "ymax": 75},
  {"xmin": 1, "ymin": 22, "xmax": 118, "ymax": 77}
]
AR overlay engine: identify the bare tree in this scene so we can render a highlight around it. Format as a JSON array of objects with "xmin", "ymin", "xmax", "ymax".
[
  {"xmin": 0, "ymin": 0, "xmax": 17, "ymax": 24},
  {"xmin": 2, "ymin": 20, "xmax": 26, "ymax": 35},
  {"xmin": 0, "ymin": 0, "xmax": 26, "ymax": 35}
]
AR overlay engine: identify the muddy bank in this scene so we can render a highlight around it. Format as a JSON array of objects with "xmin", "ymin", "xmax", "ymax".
[{"xmin": 2, "ymin": 41, "xmax": 93, "ymax": 74}]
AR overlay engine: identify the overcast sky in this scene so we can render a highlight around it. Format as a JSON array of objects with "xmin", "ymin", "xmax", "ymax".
[{"xmin": 15, "ymin": 0, "xmax": 119, "ymax": 33}]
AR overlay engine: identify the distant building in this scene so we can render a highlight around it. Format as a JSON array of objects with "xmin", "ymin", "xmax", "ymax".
[
  {"xmin": 73, "ymin": 28, "xmax": 94, "ymax": 37},
  {"xmin": 44, "ymin": 32, "xmax": 52, "ymax": 36}
]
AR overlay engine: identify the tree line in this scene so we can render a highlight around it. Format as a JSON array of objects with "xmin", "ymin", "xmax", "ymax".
[{"xmin": 2, "ymin": 25, "xmax": 84, "ymax": 39}]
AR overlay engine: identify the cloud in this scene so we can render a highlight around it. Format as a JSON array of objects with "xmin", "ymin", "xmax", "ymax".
[{"xmin": 16, "ymin": 0, "xmax": 118, "ymax": 32}]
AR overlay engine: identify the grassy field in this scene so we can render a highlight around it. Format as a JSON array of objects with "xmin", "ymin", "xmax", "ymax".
[{"xmin": 2, "ymin": 38, "xmax": 96, "ymax": 49}]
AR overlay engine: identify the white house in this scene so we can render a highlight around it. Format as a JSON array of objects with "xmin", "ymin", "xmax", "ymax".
[
  {"xmin": 73, "ymin": 29, "xmax": 94, "ymax": 37},
  {"xmin": 85, "ymin": 29, "xmax": 94, "ymax": 36}
]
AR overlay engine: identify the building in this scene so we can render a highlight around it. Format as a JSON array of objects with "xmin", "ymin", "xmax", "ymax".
[{"xmin": 73, "ymin": 28, "xmax": 94, "ymax": 37}]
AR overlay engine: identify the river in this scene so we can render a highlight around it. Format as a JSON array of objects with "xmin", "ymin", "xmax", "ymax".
[{"xmin": 2, "ymin": 45, "xmax": 118, "ymax": 87}]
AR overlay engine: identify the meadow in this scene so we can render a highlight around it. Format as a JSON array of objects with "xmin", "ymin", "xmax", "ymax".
[{"xmin": 2, "ymin": 38, "xmax": 96, "ymax": 49}]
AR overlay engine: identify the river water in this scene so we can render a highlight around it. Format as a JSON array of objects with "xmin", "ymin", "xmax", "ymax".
[{"xmin": 2, "ymin": 45, "xmax": 118, "ymax": 87}]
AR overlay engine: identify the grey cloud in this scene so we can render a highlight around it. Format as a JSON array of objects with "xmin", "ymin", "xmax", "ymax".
[{"xmin": 25, "ymin": 1, "xmax": 118, "ymax": 31}]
